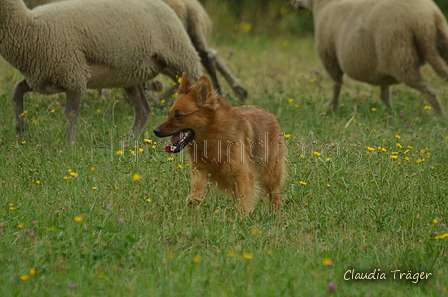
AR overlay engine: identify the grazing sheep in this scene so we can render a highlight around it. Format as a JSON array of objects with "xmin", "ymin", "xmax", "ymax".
[
  {"xmin": 291, "ymin": 0, "xmax": 448, "ymax": 117},
  {"xmin": 23, "ymin": 0, "xmax": 249, "ymax": 100},
  {"xmin": 4, "ymin": 0, "xmax": 201, "ymax": 144}
]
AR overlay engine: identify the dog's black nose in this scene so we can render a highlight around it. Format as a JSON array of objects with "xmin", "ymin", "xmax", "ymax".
[{"xmin": 153, "ymin": 128, "xmax": 162, "ymax": 137}]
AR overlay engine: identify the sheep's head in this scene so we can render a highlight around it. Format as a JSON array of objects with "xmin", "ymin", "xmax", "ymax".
[{"xmin": 291, "ymin": 0, "xmax": 313, "ymax": 10}]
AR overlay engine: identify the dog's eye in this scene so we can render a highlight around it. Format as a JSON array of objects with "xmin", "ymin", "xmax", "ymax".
[{"xmin": 174, "ymin": 110, "xmax": 184, "ymax": 120}]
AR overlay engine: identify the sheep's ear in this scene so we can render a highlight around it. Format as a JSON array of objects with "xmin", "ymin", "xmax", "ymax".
[
  {"xmin": 194, "ymin": 75, "xmax": 213, "ymax": 104},
  {"xmin": 178, "ymin": 72, "xmax": 192, "ymax": 94}
]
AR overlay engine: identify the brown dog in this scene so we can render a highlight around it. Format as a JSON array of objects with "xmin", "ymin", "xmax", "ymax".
[{"xmin": 153, "ymin": 73, "xmax": 285, "ymax": 213}]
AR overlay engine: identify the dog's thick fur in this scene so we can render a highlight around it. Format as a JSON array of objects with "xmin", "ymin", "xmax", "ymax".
[
  {"xmin": 292, "ymin": 0, "xmax": 448, "ymax": 117},
  {"xmin": 154, "ymin": 73, "xmax": 285, "ymax": 213}
]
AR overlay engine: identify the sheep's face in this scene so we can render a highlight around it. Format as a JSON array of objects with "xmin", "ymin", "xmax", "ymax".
[{"xmin": 291, "ymin": 0, "xmax": 313, "ymax": 10}]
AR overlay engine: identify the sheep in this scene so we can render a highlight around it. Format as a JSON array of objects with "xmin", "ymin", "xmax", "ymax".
[
  {"xmin": 23, "ymin": 0, "xmax": 249, "ymax": 101},
  {"xmin": 3, "ymin": 0, "xmax": 202, "ymax": 144},
  {"xmin": 291, "ymin": 0, "xmax": 448, "ymax": 117}
]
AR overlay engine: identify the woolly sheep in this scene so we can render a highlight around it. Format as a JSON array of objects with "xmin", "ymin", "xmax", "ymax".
[
  {"xmin": 3, "ymin": 0, "xmax": 201, "ymax": 144},
  {"xmin": 291, "ymin": 0, "xmax": 448, "ymax": 117},
  {"xmin": 23, "ymin": 0, "xmax": 249, "ymax": 100}
]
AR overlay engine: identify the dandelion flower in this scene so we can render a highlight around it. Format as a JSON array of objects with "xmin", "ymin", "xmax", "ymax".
[
  {"xmin": 74, "ymin": 216, "xmax": 83, "ymax": 223},
  {"xmin": 284, "ymin": 134, "xmax": 291, "ymax": 139},
  {"xmin": 69, "ymin": 171, "xmax": 78, "ymax": 177},
  {"xmin": 396, "ymin": 143, "xmax": 403, "ymax": 148},
  {"xmin": 288, "ymin": 98, "xmax": 294, "ymax": 104},
  {"xmin": 30, "ymin": 268, "xmax": 37, "ymax": 275},
  {"xmin": 20, "ymin": 274, "xmax": 29, "ymax": 281},
  {"xmin": 266, "ymin": 250, "xmax": 272, "ymax": 255},
  {"xmin": 98, "ymin": 272, "xmax": 105, "ymax": 279},
  {"xmin": 18, "ymin": 223, "xmax": 24, "ymax": 229},
  {"xmin": 327, "ymin": 183, "xmax": 331, "ymax": 188},
  {"xmin": 90, "ymin": 166, "xmax": 95, "ymax": 172},
  {"xmin": 146, "ymin": 198, "xmax": 152, "ymax": 203},
  {"xmin": 395, "ymin": 135, "xmax": 401, "ymax": 139},
  {"xmin": 92, "ymin": 186, "xmax": 97, "ymax": 190},
  {"xmin": 143, "ymin": 139, "xmax": 152, "ymax": 143},
  {"xmin": 299, "ymin": 181, "xmax": 307, "ymax": 185},
  {"xmin": 242, "ymin": 252, "xmax": 253, "ymax": 260},
  {"xmin": 177, "ymin": 164, "xmax": 184, "ymax": 169},
  {"xmin": 309, "ymin": 78, "xmax": 315, "ymax": 83},
  {"xmin": 371, "ymin": 107, "xmax": 377, "ymax": 111},
  {"xmin": 424, "ymin": 106, "xmax": 431, "ymax": 110},
  {"xmin": 366, "ymin": 147, "xmax": 375, "ymax": 151},
  {"xmin": 116, "ymin": 150, "xmax": 124, "ymax": 155},
  {"xmin": 390, "ymin": 155, "xmax": 398, "ymax": 159},
  {"xmin": 322, "ymin": 257, "xmax": 333, "ymax": 266},
  {"xmin": 294, "ymin": 104, "xmax": 299, "ymax": 108},
  {"xmin": 250, "ymin": 228, "xmax": 259, "ymax": 236},
  {"xmin": 228, "ymin": 251, "xmax": 235, "ymax": 258},
  {"xmin": 313, "ymin": 151, "xmax": 321, "ymax": 157},
  {"xmin": 132, "ymin": 173, "xmax": 141, "ymax": 181},
  {"xmin": 193, "ymin": 255, "xmax": 201, "ymax": 264}
]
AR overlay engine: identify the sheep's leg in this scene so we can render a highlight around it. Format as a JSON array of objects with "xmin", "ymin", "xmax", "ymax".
[
  {"xmin": 13, "ymin": 79, "xmax": 31, "ymax": 134},
  {"xmin": 214, "ymin": 54, "xmax": 248, "ymax": 101},
  {"xmin": 327, "ymin": 81, "xmax": 342, "ymax": 111},
  {"xmin": 400, "ymin": 77, "xmax": 446, "ymax": 118},
  {"xmin": 199, "ymin": 50, "xmax": 223, "ymax": 96},
  {"xmin": 380, "ymin": 85, "xmax": 393, "ymax": 109},
  {"xmin": 123, "ymin": 84, "xmax": 151, "ymax": 139},
  {"xmin": 64, "ymin": 90, "xmax": 83, "ymax": 145}
]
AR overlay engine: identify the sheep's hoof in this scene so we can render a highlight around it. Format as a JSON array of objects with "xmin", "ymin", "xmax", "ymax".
[{"xmin": 233, "ymin": 85, "xmax": 248, "ymax": 101}]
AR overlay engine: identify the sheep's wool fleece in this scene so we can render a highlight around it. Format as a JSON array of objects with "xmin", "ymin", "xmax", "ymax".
[{"xmin": 0, "ymin": 0, "xmax": 201, "ymax": 93}]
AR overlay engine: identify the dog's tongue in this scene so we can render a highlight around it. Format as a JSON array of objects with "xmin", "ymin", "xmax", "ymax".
[{"xmin": 164, "ymin": 133, "xmax": 181, "ymax": 153}]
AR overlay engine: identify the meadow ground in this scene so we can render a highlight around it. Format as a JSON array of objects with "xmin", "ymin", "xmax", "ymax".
[{"xmin": 0, "ymin": 34, "xmax": 447, "ymax": 296}]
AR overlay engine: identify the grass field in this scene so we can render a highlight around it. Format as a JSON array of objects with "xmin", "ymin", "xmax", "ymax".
[{"xmin": 0, "ymin": 32, "xmax": 447, "ymax": 296}]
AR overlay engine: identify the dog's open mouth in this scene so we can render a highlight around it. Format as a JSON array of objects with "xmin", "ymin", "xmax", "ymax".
[{"xmin": 165, "ymin": 129, "xmax": 195, "ymax": 153}]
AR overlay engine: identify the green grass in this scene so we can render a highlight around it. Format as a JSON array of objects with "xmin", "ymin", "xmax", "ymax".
[{"xmin": 0, "ymin": 35, "xmax": 447, "ymax": 296}]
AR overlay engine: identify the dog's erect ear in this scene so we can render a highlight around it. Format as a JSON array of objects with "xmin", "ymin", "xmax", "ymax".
[
  {"xmin": 178, "ymin": 72, "xmax": 192, "ymax": 95},
  {"xmin": 194, "ymin": 75, "xmax": 213, "ymax": 104}
]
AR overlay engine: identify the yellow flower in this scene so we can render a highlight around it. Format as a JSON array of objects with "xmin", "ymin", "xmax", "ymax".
[
  {"xmin": 294, "ymin": 104, "xmax": 299, "ymax": 108},
  {"xmin": 395, "ymin": 135, "xmax": 401, "ymax": 139},
  {"xmin": 132, "ymin": 174, "xmax": 141, "ymax": 181},
  {"xmin": 139, "ymin": 148, "xmax": 144, "ymax": 153},
  {"xmin": 326, "ymin": 157, "xmax": 331, "ymax": 161},
  {"xmin": 130, "ymin": 150, "xmax": 135, "ymax": 155},
  {"xmin": 90, "ymin": 166, "xmax": 95, "ymax": 172},
  {"xmin": 21, "ymin": 140, "xmax": 26, "ymax": 145},
  {"xmin": 280, "ymin": 40, "xmax": 289, "ymax": 49},
  {"xmin": 30, "ymin": 268, "xmax": 37, "ymax": 276},
  {"xmin": 116, "ymin": 150, "xmax": 124, "ymax": 155},
  {"xmin": 228, "ymin": 251, "xmax": 235, "ymax": 258},
  {"xmin": 35, "ymin": 180, "xmax": 41, "ymax": 185},
  {"xmin": 143, "ymin": 139, "xmax": 152, "ymax": 143},
  {"xmin": 146, "ymin": 198, "xmax": 152, "ymax": 203},
  {"xmin": 391, "ymin": 152, "xmax": 399, "ymax": 155},
  {"xmin": 266, "ymin": 250, "xmax": 272, "ymax": 255},
  {"xmin": 18, "ymin": 223, "xmax": 24, "ymax": 229},
  {"xmin": 289, "ymin": 99, "xmax": 295, "ymax": 105},
  {"xmin": 284, "ymin": 134, "xmax": 291, "ymax": 139},
  {"xmin": 151, "ymin": 145, "xmax": 156, "ymax": 149},
  {"xmin": 445, "ymin": 136, "xmax": 448, "ymax": 141},
  {"xmin": 96, "ymin": 109, "xmax": 101, "ymax": 113},
  {"xmin": 20, "ymin": 274, "xmax": 29, "ymax": 281},
  {"xmin": 299, "ymin": 181, "xmax": 307, "ymax": 185},
  {"xmin": 98, "ymin": 272, "xmax": 105, "ymax": 279},
  {"xmin": 167, "ymin": 157, "xmax": 174, "ymax": 161},
  {"xmin": 327, "ymin": 183, "xmax": 331, "ymax": 188},
  {"xmin": 177, "ymin": 164, "xmax": 184, "ymax": 169},
  {"xmin": 390, "ymin": 155, "xmax": 398, "ymax": 159},
  {"xmin": 416, "ymin": 159, "xmax": 425, "ymax": 163},
  {"xmin": 92, "ymin": 186, "xmax": 97, "ymax": 190},
  {"xmin": 407, "ymin": 146, "xmax": 413, "ymax": 149},
  {"xmin": 309, "ymin": 78, "xmax": 315, "ymax": 83},
  {"xmin": 371, "ymin": 107, "xmax": 377, "ymax": 111},
  {"xmin": 313, "ymin": 151, "xmax": 321, "ymax": 157},
  {"xmin": 63, "ymin": 176, "xmax": 68, "ymax": 180},
  {"xmin": 433, "ymin": 219, "xmax": 439, "ymax": 224},
  {"xmin": 367, "ymin": 147, "xmax": 375, "ymax": 151},
  {"xmin": 74, "ymin": 216, "xmax": 83, "ymax": 222},
  {"xmin": 193, "ymin": 255, "xmax": 201, "ymax": 264},
  {"xmin": 250, "ymin": 228, "xmax": 259, "ymax": 236},
  {"xmin": 69, "ymin": 171, "xmax": 78, "ymax": 177},
  {"xmin": 49, "ymin": 226, "xmax": 56, "ymax": 231},
  {"xmin": 435, "ymin": 233, "xmax": 448, "ymax": 239},
  {"xmin": 424, "ymin": 106, "xmax": 431, "ymax": 110},
  {"xmin": 396, "ymin": 143, "xmax": 402, "ymax": 148},
  {"xmin": 242, "ymin": 252, "xmax": 253, "ymax": 260},
  {"xmin": 322, "ymin": 257, "xmax": 333, "ymax": 266},
  {"xmin": 50, "ymin": 109, "xmax": 55, "ymax": 113},
  {"xmin": 167, "ymin": 252, "xmax": 175, "ymax": 260}
]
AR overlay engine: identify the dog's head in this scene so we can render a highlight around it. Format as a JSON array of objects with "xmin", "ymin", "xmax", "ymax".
[
  {"xmin": 290, "ymin": 0, "xmax": 312, "ymax": 10},
  {"xmin": 153, "ymin": 72, "xmax": 220, "ymax": 153}
]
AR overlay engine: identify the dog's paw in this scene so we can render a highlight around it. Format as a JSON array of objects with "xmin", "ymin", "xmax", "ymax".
[{"xmin": 186, "ymin": 195, "xmax": 203, "ymax": 206}]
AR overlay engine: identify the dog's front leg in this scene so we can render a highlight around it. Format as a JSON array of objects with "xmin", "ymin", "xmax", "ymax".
[
  {"xmin": 233, "ymin": 172, "xmax": 255, "ymax": 214},
  {"xmin": 186, "ymin": 167, "xmax": 208, "ymax": 205}
]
